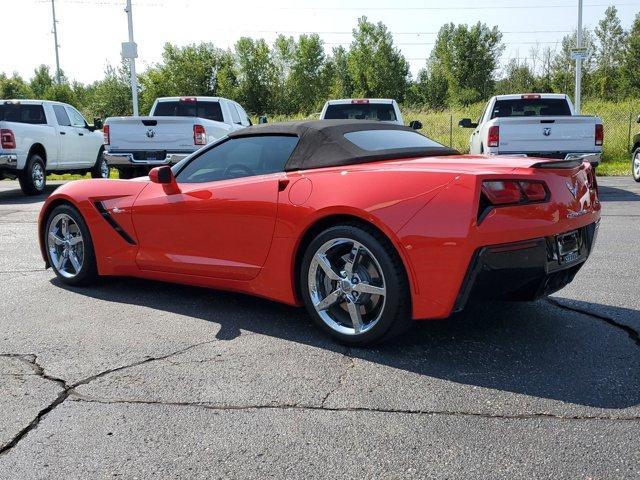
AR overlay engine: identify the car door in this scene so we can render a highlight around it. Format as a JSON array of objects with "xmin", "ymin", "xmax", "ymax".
[
  {"xmin": 131, "ymin": 135, "xmax": 299, "ymax": 281},
  {"xmin": 51, "ymin": 104, "xmax": 75, "ymax": 168},
  {"xmin": 65, "ymin": 105, "xmax": 94, "ymax": 166}
]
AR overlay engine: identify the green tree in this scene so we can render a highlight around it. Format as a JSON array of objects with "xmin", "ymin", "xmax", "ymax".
[
  {"xmin": 234, "ymin": 37, "xmax": 278, "ymax": 114},
  {"xmin": 621, "ymin": 13, "xmax": 640, "ymax": 95},
  {"xmin": 496, "ymin": 60, "xmax": 537, "ymax": 94},
  {"xmin": 408, "ymin": 66, "xmax": 448, "ymax": 109},
  {"xmin": 85, "ymin": 62, "xmax": 132, "ymax": 118},
  {"xmin": 30, "ymin": 65, "xmax": 54, "ymax": 98},
  {"xmin": 593, "ymin": 6, "xmax": 626, "ymax": 99},
  {"xmin": 0, "ymin": 73, "xmax": 33, "ymax": 98},
  {"xmin": 288, "ymin": 34, "xmax": 331, "ymax": 113},
  {"xmin": 328, "ymin": 46, "xmax": 353, "ymax": 99},
  {"xmin": 429, "ymin": 22, "xmax": 504, "ymax": 105},
  {"xmin": 347, "ymin": 17, "xmax": 410, "ymax": 101},
  {"xmin": 550, "ymin": 28, "xmax": 596, "ymax": 98}
]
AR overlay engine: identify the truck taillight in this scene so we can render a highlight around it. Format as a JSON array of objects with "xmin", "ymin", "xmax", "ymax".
[
  {"xmin": 193, "ymin": 124, "xmax": 206, "ymax": 145},
  {"xmin": 595, "ymin": 124, "xmax": 603, "ymax": 146},
  {"xmin": 0, "ymin": 129, "xmax": 16, "ymax": 149},
  {"xmin": 487, "ymin": 126, "xmax": 499, "ymax": 148},
  {"xmin": 103, "ymin": 124, "xmax": 110, "ymax": 145}
]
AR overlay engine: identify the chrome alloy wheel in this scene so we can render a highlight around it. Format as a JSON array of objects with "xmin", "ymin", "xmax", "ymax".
[
  {"xmin": 100, "ymin": 158, "xmax": 110, "ymax": 178},
  {"xmin": 634, "ymin": 152, "xmax": 640, "ymax": 180},
  {"xmin": 47, "ymin": 213, "xmax": 85, "ymax": 278},
  {"xmin": 32, "ymin": 162, "xmax": 45, "ymax": 190},
  {"xmin": 308, "ymin": 238, "xmax": 387, "ymax": 336}
]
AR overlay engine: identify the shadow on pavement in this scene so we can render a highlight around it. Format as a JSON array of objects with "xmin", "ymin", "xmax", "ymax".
[
  {"xmin": 52, "ymin": 276, "xmax": 640, "ymax": 410},
  {"xmin": 0, "ymin": 183, "xmax": 63, "ymax": 205},
  {"xmin": 598, "ymin": 184, "xmax": 640, "ymax": 202}
]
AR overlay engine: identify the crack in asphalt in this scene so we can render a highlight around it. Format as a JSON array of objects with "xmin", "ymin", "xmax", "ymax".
[
  {"xmin": 320, "ymin": 347, "xmax": 355, "ymax": 407},
  {"xmin": 0, "ymin": 339, "xmax": 219, "ymax": 456},
  {"xmin": 68, "ymin": 396, "xmax": 640, "ymax": 422},
  {"xmin": 547, "ymin": 298, "xmax": 640, "ymax": 347}
]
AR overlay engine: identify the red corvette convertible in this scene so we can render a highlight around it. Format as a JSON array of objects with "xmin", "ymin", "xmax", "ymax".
[{"xmin": 38, "ymin": 120, "xmax": 600, "ymax": 345}]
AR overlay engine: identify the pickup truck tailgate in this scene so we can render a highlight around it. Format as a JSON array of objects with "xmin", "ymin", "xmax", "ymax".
[
  {"xmin": 497, "ymin": 116, "xmax": 597, "ymax": 153},
  {"xmin": 107, "ymin": 116, "xmax": 196, "ymax": 151}
]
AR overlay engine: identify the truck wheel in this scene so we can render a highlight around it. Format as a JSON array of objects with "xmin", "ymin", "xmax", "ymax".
[
  {"xmin": 19, "ymin": 154, "xmax": 46, "ymax": 195},
  {"xmin": 91, "ymin": 149, "xmax": 110, "ymax": 179},
  {"xmin": 632, "ymin": 148, "xmax": 640, "ymax": 183}
]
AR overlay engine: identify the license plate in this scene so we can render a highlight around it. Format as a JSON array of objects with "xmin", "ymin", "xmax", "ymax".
[{"xmin": 557, "ymin": 230, "xmax": 581, "ymax": 263}]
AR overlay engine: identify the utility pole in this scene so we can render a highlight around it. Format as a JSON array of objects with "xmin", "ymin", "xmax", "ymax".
[
  {"xmin": 124, "ymin": 0, "xmax": 139, "ymax": 116},
  {"xmin": 574, "ymin": 0, "xmax": 583, "ymax": 114},
  {"xmin": 51, "ymin": 0, "xmax": 61, "ymax": 83}
]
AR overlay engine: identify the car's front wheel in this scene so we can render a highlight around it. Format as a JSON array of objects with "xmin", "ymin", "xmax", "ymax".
[
  {"xmin": 632, "ymin": 148, "xmax": 640, "ymax": 183},
  {"xmin": 300, "ymin": 224, "xmax": 411, "ymax": 345},
  {"xmin": 45, "ymin": 204, "xmax": 98, "ymax": 286}
]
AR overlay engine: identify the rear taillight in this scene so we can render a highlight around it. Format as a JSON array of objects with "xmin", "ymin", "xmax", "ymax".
[
  {"xmin": 193, "ymin": 124, "xmax": 206, "ymax": 145},
  {"xmin": 0, "ymin": 129, "xmax": 16, "ymax": 149},
  {"xmin": 103, "ymin": 124, "xmax": 110, "ymax": 145},
  {"xmin": 481, "ymin": 180, "xmax": 549, "ymax": 206},
  {"xmin": 595, "ymin": 124, "xmax": 603, "ymax": 146},
  {"xmin": 487, "ymin": 126, "xmax": 499, "ymax": 148}
]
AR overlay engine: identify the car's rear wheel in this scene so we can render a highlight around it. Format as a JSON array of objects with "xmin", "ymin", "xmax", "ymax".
[
  {"xmin": 91, "ymin": 149, "xmax": 110, "ymax": 179},
  {"xmin": 45, "ymin": 204, "xmax": 98, "ymax": 286},
  {"xmin": 632, "ymin": 148, "xmax": 640, "ymax": 183},
  {"xmin": 300, "ymin": 224, "xmax": 412, "ymax": 345},
  {"xmin": 19, "ymin": 154, "xmax": 46, "ymax": 195}
]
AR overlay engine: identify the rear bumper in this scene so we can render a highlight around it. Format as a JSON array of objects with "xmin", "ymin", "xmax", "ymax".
[
  {"xmin": 0, "ymin": 154, "xmax": 18, "ymax": 169},
  {"xmin": 453, "ymin": 221, "xmax": 599, "ymax": 311},
  {"xmin": 104, "ymin": 151, "xmax": 191, "ymax": 168}
]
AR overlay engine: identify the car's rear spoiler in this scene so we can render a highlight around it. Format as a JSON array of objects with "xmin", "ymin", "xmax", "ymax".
[{"xmin": 531, "ymin": 153, "xmax": 599, "ymax": 169}]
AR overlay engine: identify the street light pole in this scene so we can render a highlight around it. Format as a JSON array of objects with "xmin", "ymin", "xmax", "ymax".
[
  {"xmin": 574, "ymin": 0, "xmax": 583, "ymax": 114},
  {"xmin": 125, "ymin": 0, "xmax": 139, "ymax": 116},
  {"xmin": 51, "ymin": 0, "xmax": 61, "ymax": 83}
]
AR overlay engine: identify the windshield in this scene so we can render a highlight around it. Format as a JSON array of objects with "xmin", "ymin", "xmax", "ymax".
[
  {"xmin": 324, "ymin": 103, "xmax": 397, "ymax": 121},
  {"xmin": 153, "ymin": 100, "xmax": 224, "ymax": 122},
  {"xmin": 490, "ymin": 98, "xmax": 571, "ymax": 119}
]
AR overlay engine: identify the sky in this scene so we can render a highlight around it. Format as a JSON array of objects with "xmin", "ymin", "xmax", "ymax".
[{"xmin": 3, "ymin": 0, "xmax": 640, "ymax": 85}]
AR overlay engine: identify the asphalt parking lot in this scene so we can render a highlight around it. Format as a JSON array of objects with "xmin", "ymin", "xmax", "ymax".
[{"xmin": 0, "ymin": 177, "xmax": 638, "ymax": 479}]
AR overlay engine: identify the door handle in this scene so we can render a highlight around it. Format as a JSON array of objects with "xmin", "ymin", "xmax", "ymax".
[
  {"xmin": 60, "ymin": 131, "xmax": 66, "ymax": 135},
  {"xmin": 78, "ymin": 132, "xmax": 84, "ymax": 136}
]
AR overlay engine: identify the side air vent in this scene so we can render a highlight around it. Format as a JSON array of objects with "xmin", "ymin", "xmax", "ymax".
[{"xmin": 94, "ymin": 202, "xmax": 136, "ymax": 245}]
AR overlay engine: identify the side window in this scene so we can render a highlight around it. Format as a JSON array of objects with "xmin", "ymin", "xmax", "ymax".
[
  {"xmin": 237, "ymin": 105, "xmax": 252, "ymax": 126},
  {"xmin": 52, "ymin": 104, "xmax": 71, "ymax": 127},
  {"xmin": 176, "ymin": 135, "xmax": 298, "ymax": 184},
  {"xmin": 65, "ymin": 106, "xmax": 87, "ymax": 128},
  {"xmin": 229, "ymin": 103, "xmax": 241, "ymax": 125}
]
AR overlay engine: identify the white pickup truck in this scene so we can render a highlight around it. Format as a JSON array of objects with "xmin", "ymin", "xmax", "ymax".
[
  {"xmin": 0, "ymin": 100, "xmax": 106, "ymax": 195},
  {"xmin": 104, "ymin": 96, "xmax": 251, "ymax": 178},
  {"xmin": 320, "ymin": 98, "xmax": 423, "ymax": 130},
  {"xmin": 459, "ymin": 94, "xmax": 603, "ymax": 165}
]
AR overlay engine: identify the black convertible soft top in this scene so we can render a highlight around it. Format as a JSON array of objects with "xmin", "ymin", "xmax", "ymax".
[{"xmin": 227, "ymin": 120, "xmax": 459, "ymax": 171}]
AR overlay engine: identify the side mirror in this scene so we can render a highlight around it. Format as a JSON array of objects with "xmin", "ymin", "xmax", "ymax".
[
  {"xmin": 93, "ymin": 117, "xmax": 103, "ymax": 130},
  {"xmin": 258, "ymin": 115, "xmax": 268, "ymax": 124},
  {"xmin": 149, "ymin": 166, "xmax": 180, "ymax": 195},
  {"xmin": 458, "ymin": 118, "xmax": 478, "ymax": 129},
  {"xmin": 409, "ymin": 120, "xmax": 423, "ymax": 130}
]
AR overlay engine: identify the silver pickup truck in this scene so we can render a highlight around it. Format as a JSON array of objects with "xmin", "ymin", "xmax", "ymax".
[{"xmin": 103, "ymin": 96, "xmax": 251, "ymax": 178}]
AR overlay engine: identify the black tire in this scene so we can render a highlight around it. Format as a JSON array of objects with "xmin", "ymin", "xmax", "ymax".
[
  {"xmin": 632, "ymin": 148, "xmax": 640, "ymax": 183},
  {"xmin": 44, "ymin": 203, "xmax": 98, "ymax": 286},
  {"xmin": 299, "ymin": 224, "xmax": 412, "ymax": 346},
  {"xmin": 19, "ymin": 154, "xmax": 46, "ymax": 195},
  {"xmin": 91, "ymin": 148, "xmax": 110, "ymax": 179}
]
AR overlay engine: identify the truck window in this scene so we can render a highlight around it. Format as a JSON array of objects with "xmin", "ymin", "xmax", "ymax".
[
  {"xmin": 52, "ymin": 104, "xmax": 71, "ymax": 126},
  {"xmin": 0, "ymin": 103, "xmax": 47, "ymax": 124},
  {"xmin": 65, "ymin": 106, "xmax": 87, "ymax": 127},
  {"xmin": 153, "ymin": 100, "xmax": 224, "ymax": 122},
  {"xmin": 229, "ymin": 103, "xmax": 241, "ymax": 124},
  {"xmin": 490, "ymin": 99, "xmax": 571, "ymax": 119},
  {"xmin": 324, "ymin": 103, "xmax": 397, "ymax": 122}
]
